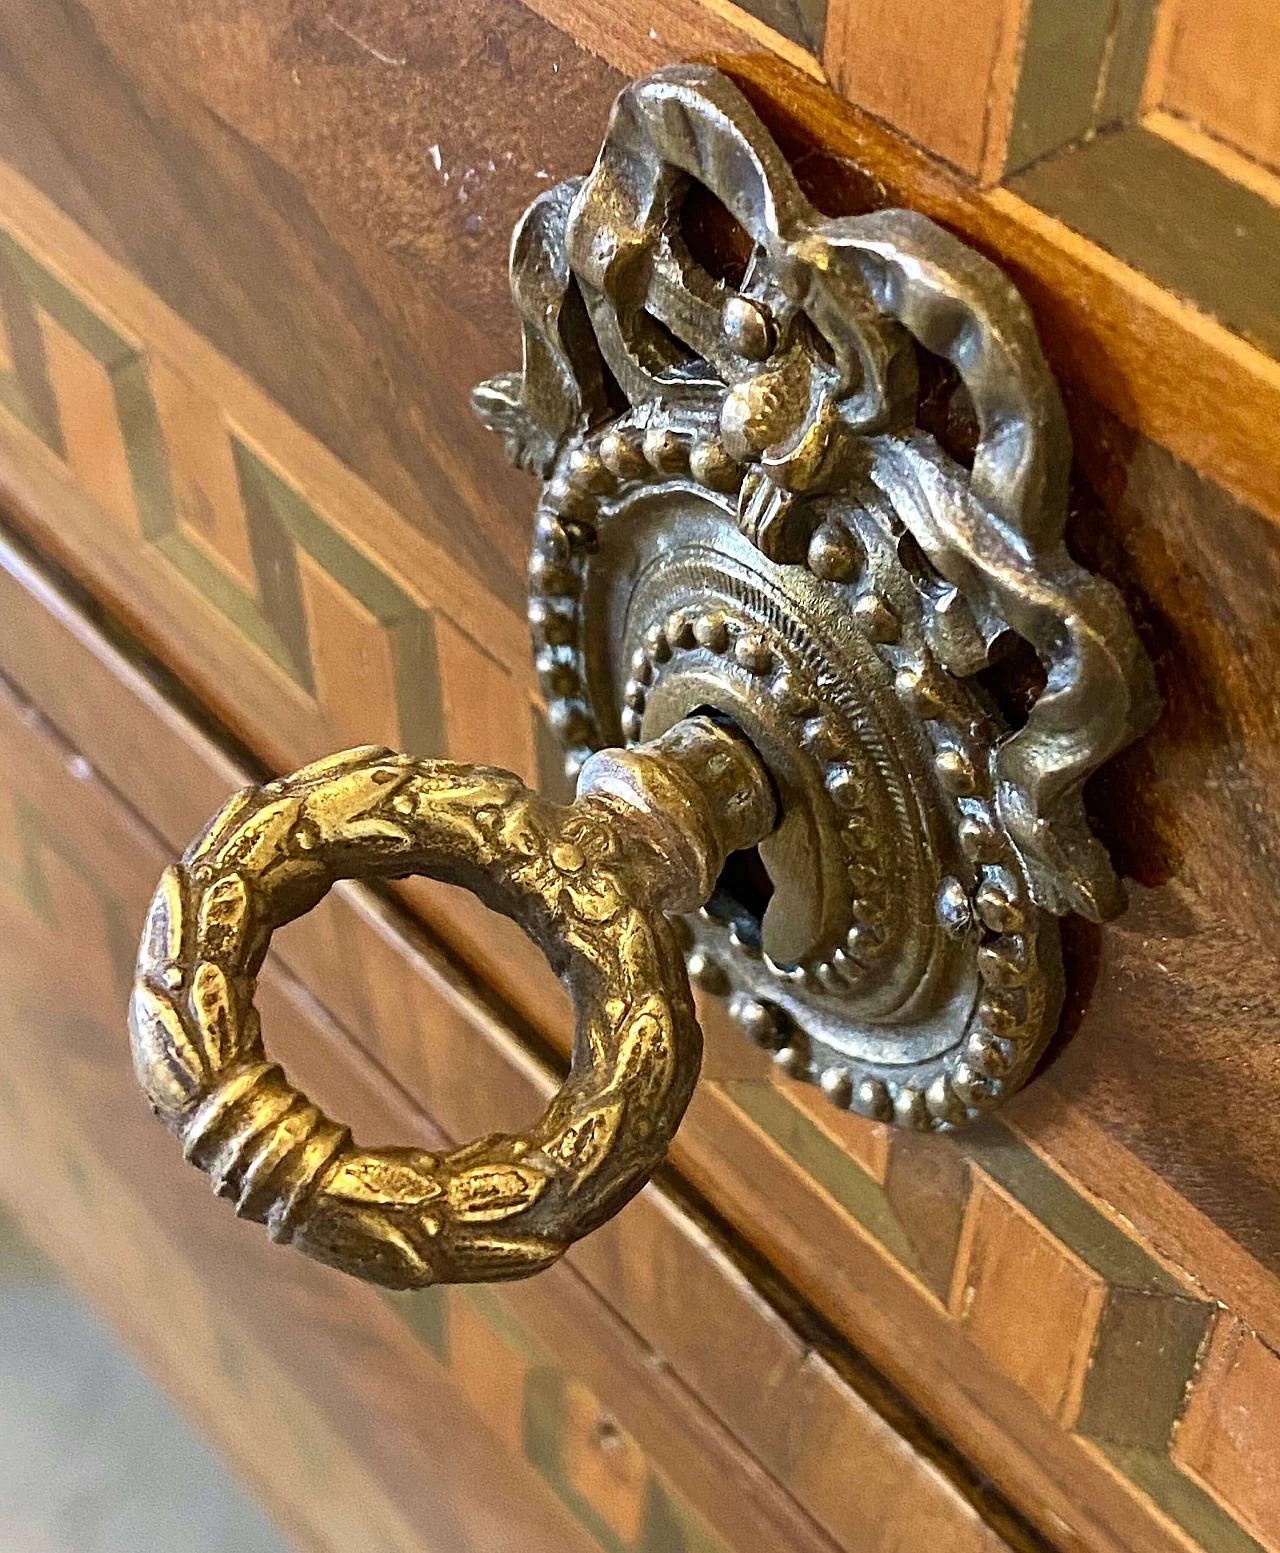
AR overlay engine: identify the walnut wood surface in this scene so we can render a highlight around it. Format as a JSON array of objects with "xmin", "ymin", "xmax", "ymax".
[
  {"xmin": 0, "ymin": 723, "xmax": 598, "ymax": 1553},
  {"xmin": 0, "ymin": 534, "xmax": 1031, "ymax": 1553},
  {"xmin": 512, "ymin": 0, "xmax": 1280, "ymax": 522},
  {"xmin": 2, "ymin": 439, "xmax": 1278, "ymax": 1553},
  {"xmin": 0, "ymin": 3, "xmax": 1278, "ymax": 1549},
  {"xmin": 0, "ymin": 0, "xmax": 1274, "ymax": 1257}
]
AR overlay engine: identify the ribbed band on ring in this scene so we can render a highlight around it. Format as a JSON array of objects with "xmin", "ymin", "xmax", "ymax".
[{"xmin": 180, "ymin": 1060, "xmax": 351, "ymax": 1242}]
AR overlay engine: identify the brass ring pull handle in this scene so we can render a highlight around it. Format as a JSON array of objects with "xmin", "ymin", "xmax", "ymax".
[{"xmin": 129, "ymin": 718, "xmax": 774, "ymax": 1288}]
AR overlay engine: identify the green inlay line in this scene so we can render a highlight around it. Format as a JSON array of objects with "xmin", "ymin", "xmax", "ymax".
[
  {"xmin": 60, "ymin": 1146, "xmax": 95, "ymax": 1207},
  {"xmin": 1098, "ymin": 1442, "xmax": 1268, "ymax": 1553},
  {"xmin": 227, "ymin": 441, "xmax": 317, "ymax": 690},
  {"xmin": 721, "ymin": 1079, "xmax": 925, "ymax": 1277},
  {"xmin": 1009, "ymin": 125, "xmax": 1280, "ymax": 358},
  {"xmin": 0, "ymin": 232, "xmax": 134, "ymax": 367},
  {"xmin": 0, "ymin": 229, "xmax": 180, "ymax": 538},
  {"xmin": 721, "ymin": 1090, "xmax": 1239, "ymax": 1549},
  {"xmin": 383, "ymin": 1285, "xmax": 449, "ymax": 1362},
  {"xmin": 525, "ymin": 1365, "xmax": 692, "ymax": 1553},
  {"xmin": 730, "ymin": 0, "xmax": 825, "ymax": 53},
  {"xmin": 147, "ymin": 527, "xmax": 306, "ymax": 683},
  {"xmin": 0, "ymin": 248, "xmax": 62, "ymax": 450},
  {"xmin": 0, "ymin": 235, "xmax": 313, "ymax": 687},
  {"xmin": 111, "ymin": 354, "xmax": 180, "ymax": 542},
  {"xmin": 0, "ymin": 798, "xmax": 56, "ymax": 931},
  {"xmin": 0, "ymin": 368, "xmax": 40, "ymax": 443},
  {"xmin": 0, "ymin": 231, "xmax": 75, "ymax": 453},
  {"xmin": 0, "ymin": 796, "xmax": 135, "ymax": 995},
  {"xmin": 379, "ymin": 1284, "xmax": 730, "ymax": 1553},
  {"xmin": 461, "ymin": 1284, "xmax": 553, "ymax": 1369},
  {"xmin": 0, "ymin": 244, "xmax": 313, "ymax": 691},
  {"xmin": 232, "ymin": 441, "xmax": 445, "ymax": 756},
  {"xmin": 1097, "ymin": 0, "xmax": 1160, "ymax": 127},
  {"xmin": 1005, "ymin": 0, "xmax": 1113, "ymax": 173},
  {"xmin": 967, "ymin": 1121, "xmax": 1191, "ymax": 1294},
  {"xmin": 1004, "ymin": 0, "xmax": 1160, "ymax": 174},
  {"xmin": 522, "ymin": 1364, "xmax": 566, "ymax": 1486},
  {"xmin": 644, "ymin": 1479, "xmax": 724, "ymax": 1553},
  {"xmin": 1075, "ymin": 1288, "xmax": 1212, "ymax": 1452},
  {"xmin": 0, "ymin": 264, "xmax": 58, "ymax": 449},
  {"xmin": 0, "ymin": 225, "xmax": 450, "ymax": 747}
]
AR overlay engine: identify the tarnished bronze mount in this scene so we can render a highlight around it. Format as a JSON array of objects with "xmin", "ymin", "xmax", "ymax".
[{"xmin": 474, "ymin": 64, "xmax": 1157, "ymax": 1130}]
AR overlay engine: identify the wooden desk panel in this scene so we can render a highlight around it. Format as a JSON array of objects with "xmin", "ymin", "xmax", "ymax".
[
  {"xmin": 0, "ymin": 4, "xmax": 1277, "ymax": 1549},
  {"xmin": 0, "ymin": 532, "xmax": 1025, "ymax": 1553}
]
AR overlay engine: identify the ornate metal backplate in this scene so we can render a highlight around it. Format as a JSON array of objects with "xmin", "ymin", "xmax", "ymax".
[{"xmin": 474, "ymin": 65, "xmax": 1157, "ymax": 1130}]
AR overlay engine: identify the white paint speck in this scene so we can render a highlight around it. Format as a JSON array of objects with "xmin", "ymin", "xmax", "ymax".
[
  {"xmin": 535, "ymin": 168, "xmax": 550, "ymax": 180},
  {"xmin": 323, "ymin": 11, "xmax": 406, "ymax": 66},
  {"xmin": 428, "ymin": 143, "xmax": 442, "ymax": 172},
  {"xmin": 649, "ymin": 26, "xmax": 659, "ymax": 39}
]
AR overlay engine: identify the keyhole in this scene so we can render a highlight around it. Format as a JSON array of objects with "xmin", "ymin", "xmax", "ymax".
[
  {"xmin": 711, "ymin": 801, "xmax": 836, "ymax": 970},
  {"xmin": 690, "ymin": 709, "xmax": 834, "ymax": 968},
  {"xmin": 708, "ymin": 845, "xmax": 776, "ymax": 949}
]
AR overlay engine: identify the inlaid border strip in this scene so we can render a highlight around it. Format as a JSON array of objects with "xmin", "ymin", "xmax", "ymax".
[
  {"xmin": 1, "ymin": 134, "xmax": 1278, "ymax": 1553},
  {"xmin": 0, "ymin": 160, "xmax": 537, "ymax": 782}
]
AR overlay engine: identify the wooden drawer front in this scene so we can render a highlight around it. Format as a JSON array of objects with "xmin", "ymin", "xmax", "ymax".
[
  {"xmin": 0, "ymin": 718, "xmax": 595, "ymax": 1552},
  {"xmin": 0, "ymin": 535, "xmax": 1024, "ymax": 1553},
  {"xmin": 2, "ymin": 6, "xmax": 1280, "ymax": 1553}
]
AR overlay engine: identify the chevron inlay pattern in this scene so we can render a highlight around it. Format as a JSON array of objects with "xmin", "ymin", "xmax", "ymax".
[
  {"xmin": 391, "ymin": 1283, "xmax": 729, "ymax": 1553},
  {"xmin": 1, "ymin": 160, "xmax": 1278, "ymax": 1553},
  {"xmin": 0, "ymin": 226, "xmax": 450, "ymax": 758},
  {"xmin": 724, "ymin": 1074, "xmax": 1273, "ymax": 1553},
  {"xmin": 0, "ymin": 775, "xmax": 729, "ymax": 1553}
]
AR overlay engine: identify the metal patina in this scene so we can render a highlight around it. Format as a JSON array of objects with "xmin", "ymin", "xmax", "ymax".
[
  {"xmin": 129, "ymin": 65, "xmax": 1157, "ymax": 1295},
  {"xmin": 475, "ymin": 63, "xmax": 1157, "ymax": 1130},
  {"xmin": 129, "ymin": 721, "xmax": 773, "ymax": 1288}
]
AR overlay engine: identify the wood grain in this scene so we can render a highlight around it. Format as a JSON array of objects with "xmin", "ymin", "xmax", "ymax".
[
  {"xmin": 6, "ymin": 154, "xmax": 1279, "ymax": 1292},
  {"xmin": 1145, "ymin": 0, "xmax": 1280, "ymax": 174},
  {"xmin": 526, "ymin": 2, "xmax": 1280, "ymax": 521},
  {"xmin": 0, "ymin": 530, "xmax": 1031, "ymax": 1553},
  {"xmin": 1171, "ymin": 1315, "xmax": 1280, "ymax": 1549},
  {"xmin": 2, "ymin": 476, "xmax": 1274, "ymax": 1553},
  {"xmin": 0, "ymin": 3, "xmax": 1278, "ymax": 1546},
  {"xmin": 3, "ymin": 77, "xmax": 1280, "ymax": 1546},
  {"xmin": 0, "ymin": 689, "xmax": 821, "ymax": 1553},
  {"xmin": 0, "ymin": 766, "xmax": 599, "ymax": 1553},
  {"xmin": 949, "ymin": 1172, "xmax": 1107, "ymax": 1428},
  {"xmin": 1, "ymin": 0, "xmax": 1276, "ymax": 533},
  {"xmin": 821, "ymin": 0, "xmax": 1025, "ymax": 179}
]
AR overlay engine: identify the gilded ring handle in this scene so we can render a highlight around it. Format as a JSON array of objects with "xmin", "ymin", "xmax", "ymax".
[{"xmin": 129, "ymin": 726, "xmax": 773, "ymax": 1288}]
